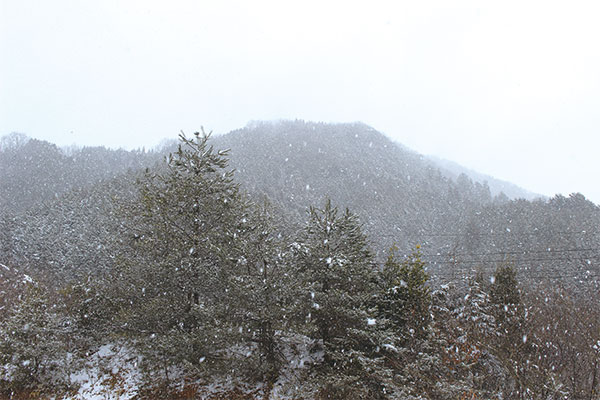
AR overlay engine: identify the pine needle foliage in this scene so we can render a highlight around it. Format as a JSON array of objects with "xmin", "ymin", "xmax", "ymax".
[
  {"xmin": 293, "ymin": 200, "xmax": 393, "ymax": 399},
  {"xmin": 114, "ymin": 130, "xmax": 249, "ymax": 383},
  {"xmin": 378, "ymin": 245, "xmax": 431, "ymax": 341}
]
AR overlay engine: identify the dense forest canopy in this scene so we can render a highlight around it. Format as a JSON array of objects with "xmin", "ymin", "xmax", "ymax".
[{"xmin": 0, "ymin": 121, "xmax": 599, "ymax": 399}]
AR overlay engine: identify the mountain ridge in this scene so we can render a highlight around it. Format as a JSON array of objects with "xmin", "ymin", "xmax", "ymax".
[{"xmin": 426, "ymin": 154, "xmax": 544, "ymax": 201}]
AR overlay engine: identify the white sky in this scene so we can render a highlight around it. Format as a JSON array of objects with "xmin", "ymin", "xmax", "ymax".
[{"xmin": 1, "ymin": 0, "xmax": 599, "ymax": 204}]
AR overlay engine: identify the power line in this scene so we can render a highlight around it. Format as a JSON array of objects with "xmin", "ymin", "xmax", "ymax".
[
  {"xmin": 386, "ymin": 246, "xmax": 600, "ymax": 265},
  {"xmin": 427, "ymin": 273, "xmax": 600, "ymax": 281},
  {"xmin": 419, "ymin": 250, "xmax": 600, "ymax": 281},
  {"xmin": 424, "ymin": 263, "xmax": 600, "ymax": 277},
  {"xmin": 421, "ymin": 256, "xmax": 600, "ymax": 267},
  {"xmin": 427, "ymin": 269, "xmax": 600, "ymax": 278},
  {"xmin": 419, "ymin": 247, "xmax": 600, "ymax": 259},
  {"xmin": 376, "ymin": 230, "xmax": 597, "ymax": 238}
]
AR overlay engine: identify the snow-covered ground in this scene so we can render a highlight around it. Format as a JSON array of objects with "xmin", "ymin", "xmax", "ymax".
[
  {"xmin": 67, "ymin": 343, "xmax": 142, "ymax": 400},
  {"xmin": 62, "ymin": 334, "xmax": 323, "ymax": 399}
]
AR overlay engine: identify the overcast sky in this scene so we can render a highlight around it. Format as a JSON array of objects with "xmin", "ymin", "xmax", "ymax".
[{"xmin": 1, "ymin": 0, "xmax": 599, "ymax": 203}]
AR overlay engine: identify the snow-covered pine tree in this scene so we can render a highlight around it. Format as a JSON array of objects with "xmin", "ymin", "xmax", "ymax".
[
  {"xmin": 113, "ymin": 130, "xmax": 250, "ymax": 385},
  {"xmin": 455, "ymin": 266, "xmax": 547, "ymax": 398},
  {"xmin": 223, "ymin": 201, "xmax": 295, "ymax": 384},
  {"xmin": 377, "ymin": 245, "xmax": 431, "ymax": 341},
  {"xmin": 488, "ymin": 264, "xmax": 539, "ymax": 399},
  {"xmin": 374, "ymin": 247, "xmax": 477, "ymax": 399},
  {"xmin": 451, "ymin": 273, "xmax": 504, "ymax": 397},
  {"xmin": 292, "ymin": 199, "xmax": 392, "ymax": 399}
]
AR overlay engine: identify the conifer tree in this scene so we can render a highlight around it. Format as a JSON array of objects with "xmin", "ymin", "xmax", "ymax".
[
  {"xmin": 453, "ymin": 273, "xmax": 505, "ymax": 397},
  {"xmin": 374, "ymin": 247, "xmax": 464, "ymax": 399},
  {"xmin": 223, "ymin": 201, "xmax": 294, "ymax": 383},
  {"xmin": 114, "ymin": 130, "xmax": 249, "ymax": 383},
  {"xmin": 377, "ymin": 245, "xmax": 431, "ymax": 341},
  {"xmin": 293, "ymin": 200, "xmax": 391, "ymax": 398},
  {"xmin": 488, "ymin": 264, "xmax": 533, "ymax": 398}
]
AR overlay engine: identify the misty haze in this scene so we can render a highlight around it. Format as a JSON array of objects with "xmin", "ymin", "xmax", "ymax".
[{"xmin": 1, "ymin": 1, "xmax": 600, "ymax": 399}]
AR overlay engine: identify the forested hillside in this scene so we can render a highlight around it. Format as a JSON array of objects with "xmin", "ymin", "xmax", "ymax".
[
  {"xmin": 214, "ymin": 121, "xmax": 493, "ymax": 256},
  {"xmin": 426, "ymin": 155, "xmax": 542, "ymax": 201},
  {"xmin": 0, "ymin": 123, "xmax": 599, "ymax": 399},
  {"xmin": 217, "ymin": 121, "xmax": 600, "ymax": 291},
  {"xmin": 0, "ymin": 132, "xmax": 161, "ymax": 214}
]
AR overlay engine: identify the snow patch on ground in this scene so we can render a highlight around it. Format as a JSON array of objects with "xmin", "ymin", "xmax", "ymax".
[
  {"xmin": 271, "ymin": 334, "xmax": 324, "ymax": 399},
  {"xmin": 60, "ymin": 335, "xmax": 325, "ymax": 399},
  {"xmin": 66, "ymin": 343, "xmax": 142, "ymax": 400}
]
